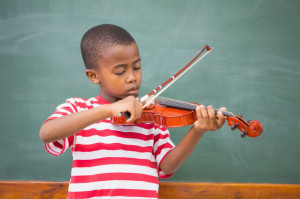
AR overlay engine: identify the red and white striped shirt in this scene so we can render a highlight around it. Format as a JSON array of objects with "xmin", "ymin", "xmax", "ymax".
[{"xmin": 44, "ymin": 96, "xmax": 175, "ymax": 199}]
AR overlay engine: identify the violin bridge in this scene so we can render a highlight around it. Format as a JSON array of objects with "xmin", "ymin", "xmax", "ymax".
[{"xmin": 142, "ymin": 95, "xmax": 156, "ymax": 108}]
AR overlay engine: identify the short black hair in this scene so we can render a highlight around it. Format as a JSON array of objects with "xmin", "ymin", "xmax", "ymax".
[{"xmin": 80, "ymin": 24, "xmax": 136, "ymax": 69}]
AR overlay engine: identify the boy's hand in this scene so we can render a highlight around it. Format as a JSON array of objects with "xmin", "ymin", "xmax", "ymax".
[
  {"xmin": 193, "ymin": 105, "xmax": 226, "ymax": 134},
  {"xmin": 109, "ymin": 96, "xmax": 142, "ymax": 123}
]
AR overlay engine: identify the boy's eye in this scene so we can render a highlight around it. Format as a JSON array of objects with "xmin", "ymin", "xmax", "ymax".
[
  {"xmin": 115, "ymin": 70, "xmax": 125, "ymax": 75},
  {"xmin": 134, "ymin": 66, "xmax": 141, "ymax": 70},
  {"xmin": 114, "ymin": 67, "xmax": 126, "ymax": 75}
]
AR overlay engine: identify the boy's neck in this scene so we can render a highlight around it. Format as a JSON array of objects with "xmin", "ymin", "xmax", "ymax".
[{"xmin": 99, "ymin": 92, "xmax": 119, "ymax": 103}]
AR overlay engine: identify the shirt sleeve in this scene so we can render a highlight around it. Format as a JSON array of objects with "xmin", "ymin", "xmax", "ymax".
[
  {"xmin": 44, "ymin": 100, "xmax": 77, "ymax": 156},
  {"xmin": 153, "ymin": 125, "xmax": 175, "ymax": 179}
]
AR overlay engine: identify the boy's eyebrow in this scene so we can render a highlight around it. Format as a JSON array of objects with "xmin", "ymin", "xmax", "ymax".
[
  {"xmin": 113, "ymin": 58, "xmax": 141, "ymax": 68},
  {"xmin": 133, "ymin": 58, "xmax": 141, "ymax": 64},
  {"xmin": 113, "ymin": 64, "xmax": 126, "ymax": 68}
]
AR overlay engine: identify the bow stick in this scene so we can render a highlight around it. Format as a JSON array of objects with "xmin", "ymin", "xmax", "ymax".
[{"xmin": 140, "ymin": 45, "xmax": 212, "ymax": 108}]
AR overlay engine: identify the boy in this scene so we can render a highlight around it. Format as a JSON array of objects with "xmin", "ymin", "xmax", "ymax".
[{"xmin": 40, "ymin": 24, "xmax": 226, "ymax": 199}]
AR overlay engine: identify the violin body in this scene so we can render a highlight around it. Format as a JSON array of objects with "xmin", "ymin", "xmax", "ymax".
[{"xmin": 112, "ymin": 103, "xmax": 196, "ymax": 128}]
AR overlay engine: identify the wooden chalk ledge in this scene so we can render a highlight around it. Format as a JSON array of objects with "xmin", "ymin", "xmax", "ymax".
[{"xmin": 0, "ymin": 181, "xmax": 300, "ymax": 199}]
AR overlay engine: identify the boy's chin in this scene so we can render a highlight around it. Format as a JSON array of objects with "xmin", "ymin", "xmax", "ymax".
[{"xmin": 116, "ymin": 93, "xmax": 139, "ymax": 100}]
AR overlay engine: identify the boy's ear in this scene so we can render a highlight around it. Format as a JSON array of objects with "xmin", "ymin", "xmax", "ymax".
[{"xmin": 85, "ymin": 69, "xmax": 100, "ymax": 84}]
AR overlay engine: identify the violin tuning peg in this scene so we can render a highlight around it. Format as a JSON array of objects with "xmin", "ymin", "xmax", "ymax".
[
  {"xmin": 231, "ymin": 124, "xmax": 239, "ymax": 130},
  {"xmin": 241, "ymin": 131, "xmax": 248, "ymax": 138}
]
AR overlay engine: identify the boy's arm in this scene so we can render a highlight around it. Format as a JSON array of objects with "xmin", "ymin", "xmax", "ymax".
[
  {"xmin": 39, "ymin": 96, "xmax": 142, "ymax": 143},
  {"xmin": 159, "ymin": 105, "xmax": 226, "ymax": 174}
]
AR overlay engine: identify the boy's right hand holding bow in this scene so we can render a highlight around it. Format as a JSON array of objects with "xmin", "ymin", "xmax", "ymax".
[
  {"xmin": 108, "ymin": 96, "xmax": 143, "ymax": 123},
  {"xmin": 39, "ymin": 96, "xmax": 142, "ymax": 143}
]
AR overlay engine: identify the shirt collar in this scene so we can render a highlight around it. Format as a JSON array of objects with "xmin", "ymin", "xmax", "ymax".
[{"xmin": 95, "ymin": 95, "xmax": 111, "ymax": 105}]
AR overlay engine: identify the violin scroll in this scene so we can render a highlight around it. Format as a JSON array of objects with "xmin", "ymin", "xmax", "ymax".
[
  {"xmin": 248, "ymin": 120, "xmax": 263, "ymax": 137},
  {"xmin": 226, "ymin": 115, "xmax": 263, "ymax": 138}
]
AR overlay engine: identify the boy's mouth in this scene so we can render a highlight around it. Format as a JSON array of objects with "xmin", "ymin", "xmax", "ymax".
[{"xmin": 127, "ymin": 87, "xmax": 139, "ymax": 95}]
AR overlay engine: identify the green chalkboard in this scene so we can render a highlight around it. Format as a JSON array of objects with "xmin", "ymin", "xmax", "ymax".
[{"xmin": 1, "ymin": 0, "xmax": 299, "ymax": 184}]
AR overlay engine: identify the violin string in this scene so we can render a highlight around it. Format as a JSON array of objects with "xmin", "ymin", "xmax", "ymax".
[
  {"xmin": 157, "ymin": 97, "xmax": 234, "ymax": 116},
  {"xmin": 157, "ymin": 97, "xmax": 197, "ymax": 110},
  {"xmin": 160, "ymin": 98, "xmax": 197, "ymax": 109}
]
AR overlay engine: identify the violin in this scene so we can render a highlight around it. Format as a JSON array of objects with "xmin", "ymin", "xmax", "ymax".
[
  {"xmin": 112, "ymin": 45, "xmax": 263, "ymax": 138},
  {"xmin": 112, "ymin": 97, "xmax": 263, "ymax": 138}
]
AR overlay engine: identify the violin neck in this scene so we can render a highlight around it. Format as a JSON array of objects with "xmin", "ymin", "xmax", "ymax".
[{"xmin": 158, "ymin": 97, "xmax": 233, "ymax": 117}]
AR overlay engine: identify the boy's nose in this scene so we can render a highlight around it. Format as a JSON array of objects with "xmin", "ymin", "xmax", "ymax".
[{"xmin": 127, "ymin": 70, "xmax": 136, "ymax": 83}]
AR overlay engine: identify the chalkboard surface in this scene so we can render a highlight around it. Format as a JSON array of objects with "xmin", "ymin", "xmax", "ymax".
[{"xmin": 1, "ymin": 0, "xmax": 299, "ymax": 183}]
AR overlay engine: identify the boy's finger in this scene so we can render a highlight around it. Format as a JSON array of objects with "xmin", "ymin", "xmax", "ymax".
[
  {"xmin": 197, "ymin": 105, "xmax": 207, "ymax": 121},
  {"xmin": 126, "ymin": 112, "xmax": 134, "ymax": 123},
  {"xmin": 216, "ymin": 111, "xmax": 225, "ymax": 127},
  {"xmin": 127, "ymin": 107, "xmax": 142, "ymax": 123},
  {"xmin": 218, "ymin": 107, "xmax": 227, "ymax": 112},
  {"xmin": 200, "ymin": 105, "xmax": 210, "ymax": 125},
  {"xmin": 207, "ymin": 105, "xmax": 218, "ymax": 128},
  {"xmin": 196, "ymin": 106, "xmax": 202, "ymax": 121},
  {"xmin": 127, "ymin": 112, "xmax": 138, "ymax": 123}
]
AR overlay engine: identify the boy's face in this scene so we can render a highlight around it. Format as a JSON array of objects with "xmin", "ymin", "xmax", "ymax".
[{"xmin": 91, "ymin": 43, "xmax": 142, "ymax": 103}]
